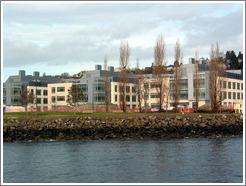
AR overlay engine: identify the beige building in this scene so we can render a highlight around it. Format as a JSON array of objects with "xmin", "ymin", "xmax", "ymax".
[
  {"xmin": 221, "ymin": 77, "xmax": 243, "ymax": 113},
  {"xmin": 110, "ymin": 77, "xmax": 170, "ymax": 110},
  {"xmin": 48, "ymin": 83, "xmax": 73, "ymax": 109},
  {"xmin": 27, "ymin": 85, "xmax": 49, "ymax": 111}
]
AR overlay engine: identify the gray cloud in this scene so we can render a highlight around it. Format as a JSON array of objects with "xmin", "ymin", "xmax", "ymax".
[{"xmin": 3, "ymin": 2, "xmax": 243, "ymax": 70}]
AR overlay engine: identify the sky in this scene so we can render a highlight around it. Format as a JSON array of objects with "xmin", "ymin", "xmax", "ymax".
[{"xmin": 2, "ymin": 1, "xmax": 244, "ymax": 82}]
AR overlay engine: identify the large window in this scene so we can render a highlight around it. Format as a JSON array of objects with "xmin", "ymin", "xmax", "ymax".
[
  {"xmin": 151, "ymin": 93, "xmax": 159, "ymax": 99},
  {"xmin": 233, "ymin": 82, "xmax": 236, "ymax": 89},
  {"xmin": 132, "ymin": 95, "xmax": 136, "ymax": 102},
  {"xmin": 93, "ymin": 84, "xmax": 104, "ymax": 92},
  {"xmin": 181, "ymin": 79, "xmax": 188, "ymax": 89},
  {"xmin": 151, "ymin": 103, "xmax": 159, "ymax": 108},
  {"xmin": 36, "ymin": 98, "xmax": 41, "ymax": 104},
  {"xmin": 193, "ymin": 89, "xmax": 205, "ymax": 99},
  {"xmin": 132, "ymin": 87, "xmax": 136, "ymax": 93},
  {"xmin": 43, "ymin": 90, "xmax": 48, "ymax": 96},
  {"xmin": 36, "ymin": 89, "xmax": 41, "ymax": 95},
  {"xmin": 223, "ymin": 81, "xmax": 227, "ymax": 89},
  {"xmin": 193, "ymin": 79, "xmax": 205, "ymax": 88},
  {"xmin": 52, "ymin": 87, "xmax": 56, "ymax": 94},
  {"xmin": 223, "ymin": 92, "xmax": 227, "ymax": 100},
  {"xmin": 228, "ymin": 92, "xmax": 231, "ymax": 99},
  {"xmin": 237, "ymin": 83, "xmax": 240, "ymax": 90},
  {"xmin": 126, "ymin": 95, "xmax": 130, "ymax": 102},
  {"xmin": 52, "ymin": 96, "xmax": 56, "ymax": 103},
  {"xmin": 78, "ymin": 84, "xmax": 88, "ymax": 92},
  {"xmin": 237, "ymin": 93, "xmax": 240, "ymax": 100},
  {"xmin": 126, "ymin": 86, "xmax": 130, "ymax": 93},
  {"xmin": 57, "ymin": 96, "xmax": 65, "ymax": 101},
  {"xmin": 115, "ymin": 85, "xmax": 117, "ymax": 92},
  {"xmin": 228, "ymin": 82, "xmax": 231, "ymax": 89},
  {"xmin": 233, "ymin": 92, "xmax": 236, "ymax": 99},
  {"xmin": 171, "ymin": 90, "xmax": 188, "ymax": 100},
  {"xmin": 94, "ymin": 93, "xmax": 105, "ymax": 102},
  {"xmin": 57, "ymin": 87, "xmax": 65, "ymax": 92},
  {"xmin": 43, "ymin": 98, "xmax": 48, "ymax": 104},
  {"xmin": 115, "ymin": 95, "xmax": 117, "ymax": 102}
]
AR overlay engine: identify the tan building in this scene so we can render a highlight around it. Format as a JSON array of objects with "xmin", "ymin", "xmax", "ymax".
[
  {"xmin": 221, "ymin": 77, "xmax": 243, "ymax": 113},
  {"xmin": 27, "ymin": 85, "xmax": 49, "ymax": 111},
  {"xmin": 48, "ymin": 83, "xmax": 73, "ymax": 109}
]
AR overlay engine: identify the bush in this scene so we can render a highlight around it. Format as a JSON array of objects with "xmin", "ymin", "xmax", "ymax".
[
  {"xmin": 221, "ymin": 109, "xmax": 234, "ymax": 113},
  {"xmin": 197, "ymin": 109, "xmax": 211, "ymax": 113}
]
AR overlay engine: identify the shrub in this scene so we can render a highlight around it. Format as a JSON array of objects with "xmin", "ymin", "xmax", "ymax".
[{"xmin": 197, "ymin": 109, "xmax": 211, "ymax": 113}]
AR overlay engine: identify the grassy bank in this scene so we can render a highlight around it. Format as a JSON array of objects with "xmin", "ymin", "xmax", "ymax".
[{"xmin": 3, "ymin": 111, "xmax": 231, "ymax": 118}]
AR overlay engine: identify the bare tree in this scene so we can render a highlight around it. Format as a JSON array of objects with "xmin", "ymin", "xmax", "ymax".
[
  {"xmin": 209, "ymin": 42, "xmax": 224, "ymax": 113},
  {"xmin": 119, "ymin": 40, "xmax": 130, "ymax": 112},
  {"xmin": 67, "ymin": 85, "xmax": 84, "ymax": 115},
  {"xmin": 153, "ymin": 35, "xmax": 168, "ymax": 112},
  {"xmin": 194, "ymin": 50, "xmax": 200, "ymax": 112},
  {"xmin": 134, "ymin": 58, "xmax": 144, "ymax": 112},
  {"xmin": 19, "ymin": 88, "xmax": 35, "ymax": 114},
  {"xmin": 173, "ymin": 39, "xmax": 183, "ymax": 113},
  {"xmin": 104, "ymin": 55, "xmax": 110, "ymax": 113}
]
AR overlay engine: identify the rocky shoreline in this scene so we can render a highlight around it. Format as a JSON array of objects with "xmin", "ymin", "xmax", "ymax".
[{"xmin": 3, "ymin": 114, "xmax": 243, "ymax": 142}]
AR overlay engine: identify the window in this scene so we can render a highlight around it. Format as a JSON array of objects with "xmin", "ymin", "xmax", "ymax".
[
  {"xmin": 180, "ymin": 90, "xmax": 188, "ymax": 100},
  {"xmin": 52, "ymin": 96, "xmax": 56, "ymax": 103},
  {"xmin": 132, "ymin": 95, "xmax": 136, "ymax": 102},
  {"xmin": 126, "ymin": 105, "xmax": 131, "ymax": 108},
  {"xmin": 228, "ymin": 102, "xmax": 232, "ymax": 107},
  {"xmin": 228, "ymin": 92, "xmax": 231, "ymax": 99},
  {"xmin": 144, "ymin": 83, "xmax": 149, "ymax": 90},
  {"xmin": 181, "ymin": 79, "xmax": 188, "ymax": 89},
  {"xmin": 242, "ymin": 93, "xmax": 243, "ymax": 100},
  {"xmin": 115, "ymin": 95, "xmax": 117, "ymax": 102},
  {"xmin": 57, "ymin": 96, "xmax": 65, "ymax": 101},
  {"xmin": 115, "ymin": 85, "xmax": 117, "ymax": 92},
  {"xmin": 43, "ymin": 90, "xmax": 48, "ymax": 96},
  {"xmin": 241, "ymin": 83, "xmax": 243, "ymax": 90},
  {"xmin": 228, "ymin": 82, "xmax": 231, "ymax": 89},
  {"xmin": 31, "ymin": 89, "xmax": 34, "ymax": 94},
  {"xmin": 223, "ymin": 102, "xmax": 227, "ymax": 106},
  {"xmin": 132, "ymin": 87, "xmax": 136, "ymax": 93},
  {"xmin": 132, "ymin": 105, "xmax": 136, "ymax": 108},
  {"xmin": 36, "ymin": 98, "xmax": 41, "ymax": 104},
  {"xmin": 151, "ymin": 93, "xmax": 159, "ymax": 99},
  {"xmin": 57, "ymin": 87, "xmax": 65, "ymax": 92},
  {"xmin": 36, "ymin": 89, "xmax": 41, "ymax": 95},
  {"xmin": 52, "ymin": 87, "xmax": 56, "ymax": 94},
  {"xmin": 151, "ymin": 103, "xmax": 159, "ymax": 108},
  {"xmin": 233, "ymin": 82, "xmax": 236, "ymax": 89},
  {"xmin": 223, "ymin": 81, "xmax": 227, "ymax": 89},
  {"xmin": 223, "ymin": 92, "xmax": 227, "ymax": 99},
  {"xmin": 126, "ymin": 86, "xmax": 130, "ymax": 93},
  {"xmin": 151, "ymin": 82, "xmax": 159, "ymax": 89},
  {"xmin": 193, "ymin": 89, "xmax": 205, "ymax": 99},
  {"xmin": 233, "ymin": 92, "xmax": 236, "ymax": 99},
  {"xmin": 237, "ymin": 83, "xmax": 240, "ymax": 90},
  {"xmin": 126, "ymin": 95, "xmax": 130, "ymax": 102},
  {"xmin": 237, "ymin": 93, "xmax": 240, "ymax": 100},
  {"xmin": 43, "ymin": 98, "xmax": 48, "ymax": 104}
]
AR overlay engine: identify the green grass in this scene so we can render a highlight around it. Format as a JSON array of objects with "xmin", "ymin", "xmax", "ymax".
[{"xmin": 3, "ymin": 111, "xmax": 225, "ymax": 118}]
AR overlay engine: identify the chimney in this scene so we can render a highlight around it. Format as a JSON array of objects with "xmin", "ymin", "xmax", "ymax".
[
  {"xmin": 95, "ymin": 65, "xmax": 102, "ymax": 71},
  {"xmin": 33, "ymin": 71, "xmax": 40, "ymax": 77},
  {"xmin": 19, "ymin": 70, "xmax": 25, "ymax": 77}
]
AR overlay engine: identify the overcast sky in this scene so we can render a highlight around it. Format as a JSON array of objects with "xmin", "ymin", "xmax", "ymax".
[{"xmin": 2, "ymin": 1, "xmax": 244, "ymax": 82}]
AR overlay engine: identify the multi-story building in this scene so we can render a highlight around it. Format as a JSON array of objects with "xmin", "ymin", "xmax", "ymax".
[
  {"xmin": 3, "ymin": 70, "xmax": 62, "ymax": 106},
  {"xmin": 4, "ymin": 61, "xmax": 243, "ymax": 112}
]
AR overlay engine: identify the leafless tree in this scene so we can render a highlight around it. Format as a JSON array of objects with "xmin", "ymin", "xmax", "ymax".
[
  {"xmin": 173, "ymin": 39, "xmax": 183, "ymax": 113},
  {"xmin": 209, "ymin": 42, "xmax": 224, "ymax": 113},
  {"xmin": 194, "ymin": 50, "xmax": 200, "ymax": 112},
  {"xmin": 19, "ymin": 88, "xmax": 35, "ymax": 114},
  {"xmin": 104, "ymin": 55, "xmax": 110, "ymax": 113},
  {"xmin": 119, "ymin": 40, "xmax": 130, "ymax": 112},
  {"xmin": 134, "ymin": 58, "xmax": 144, "ymax": 112},
  {"xmin": 153, "ymin": 35, "xmax": 168, "ymax": 112}
]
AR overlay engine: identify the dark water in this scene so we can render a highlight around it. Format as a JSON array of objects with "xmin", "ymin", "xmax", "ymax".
[{"xmin": 3, "ymin": 136, "xmax": 243, "ymax": 183}]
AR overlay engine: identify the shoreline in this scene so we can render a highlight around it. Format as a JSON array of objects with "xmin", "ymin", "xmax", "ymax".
[{"xmin": 3, "ymin": 113, "xmax": 243, "ymax": 142}]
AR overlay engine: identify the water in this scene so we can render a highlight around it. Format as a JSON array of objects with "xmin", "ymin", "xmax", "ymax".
[{"xmin": 3, "ymin": 136, "xmax": 243, "ymax": 183}]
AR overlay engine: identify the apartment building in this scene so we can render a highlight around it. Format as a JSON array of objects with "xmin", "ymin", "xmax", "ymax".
[
  {"xmin": 4, "ymin": 70, "xmax": 62, "ymax": 106},
  {"xmin": 4, "ymin": 62, "xmax": 243, "ymax": 112}
]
